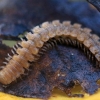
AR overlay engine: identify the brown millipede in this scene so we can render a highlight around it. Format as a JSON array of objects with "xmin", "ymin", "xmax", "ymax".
[{"xmin": 0, "ymin": 20, "xmax": 100, "ymax": 85}]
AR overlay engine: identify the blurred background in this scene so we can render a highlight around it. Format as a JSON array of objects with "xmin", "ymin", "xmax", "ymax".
[{"xmin": 0, "ymin": 0, "xmax": 100, "ymax": 40}]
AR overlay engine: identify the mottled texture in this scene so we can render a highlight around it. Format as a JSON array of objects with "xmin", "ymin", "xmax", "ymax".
[
  {"xmin": 1, "ymin": 20, "xmax": 99, "ymax": 85},
  {"xmin": 1, "ymin": 45, "xmax": 100, "ymax": 98}
]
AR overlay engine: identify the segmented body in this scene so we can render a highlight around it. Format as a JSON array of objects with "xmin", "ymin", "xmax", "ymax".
[{"xmin": 0, "ymin": 20, "xmax": 100, "ymax": 85}]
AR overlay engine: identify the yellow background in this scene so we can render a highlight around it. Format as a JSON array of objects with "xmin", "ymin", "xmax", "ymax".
[{"xmin": 0, "ymin": 85, "xmax": 100, "ymax": 100}]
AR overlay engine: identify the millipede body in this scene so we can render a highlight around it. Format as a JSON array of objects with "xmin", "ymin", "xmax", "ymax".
[{"xmin": 0, "ymin": 20, "xmax": 100, "ymax": 97}]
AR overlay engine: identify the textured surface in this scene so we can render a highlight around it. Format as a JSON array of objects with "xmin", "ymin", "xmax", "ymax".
[
  {"xmin": 0, "ymin": 0, "xmax": 100, "ymax": 99},
  {"xmin": 1, "ymin": 20, "xmax": 100, "ymax": 85},
  {"xmin": 0, "ymin": 45, "xmax": 100, "ymax": 98},
  {"xmin": 0, "ymin": 33, "xmax": 100, "ymax": 99},
  {"xmin": 0, "ymin": 20, "xmax": 100, "ymax": 98}
]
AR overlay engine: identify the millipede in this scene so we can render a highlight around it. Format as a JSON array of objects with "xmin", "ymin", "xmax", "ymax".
[{"xmin": 0, "ymin": 19, "xmax": 100, "ymax": 94}]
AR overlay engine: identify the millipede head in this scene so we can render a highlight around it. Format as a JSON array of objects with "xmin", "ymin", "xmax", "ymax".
[{"xmin": 0, "ymin": 71, "xmax": 9, "ymax": 85}]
